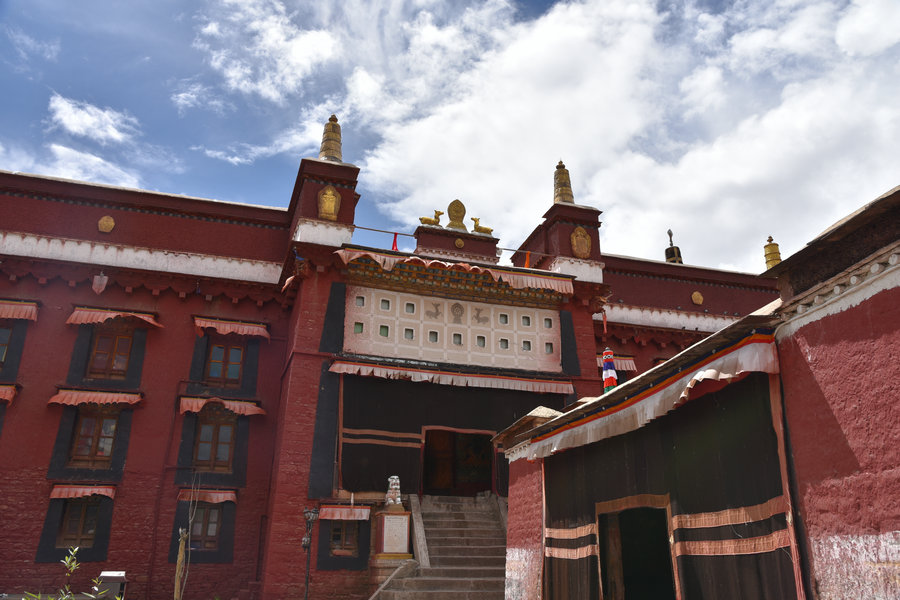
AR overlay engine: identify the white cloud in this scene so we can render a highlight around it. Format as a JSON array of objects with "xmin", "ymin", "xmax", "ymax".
[
  {"xmin": 171, "ymin": 82, "xmax": 232, "ymax": 116},
  {"xmin": 47, "ymin": 94, "xmax": 140, "ymax": 145},
  {"xmin": 835, "ymin": 0, "xmax": 900, "ymax": 56},
  {"xmin": 41, "ymin": 144, "xmax": 142, "ymax": 188},
  {"xmin": 4, "ymin": 26, "xmax": 60, "ymax": 61}
]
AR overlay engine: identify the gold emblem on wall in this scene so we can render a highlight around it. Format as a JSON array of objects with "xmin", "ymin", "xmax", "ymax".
[
  {"xmin": 446, "ymin": 199, "xmax": 467, "ymax": 231},
  {"xmin": 317, "ymin": 185, "xmax": 341, "ymax": 221},
  {"xmin": 454, "ymin": 238, "xmax": 465, "ymax": 249},
  {"xmin": 691, "ymin": 291, "xmax": 704, "ymax": 305},
  {"xmin": 570, "ymin": 226, "xmax": 591, "ymax": 259},
  {"xmin": 98, "ymin": 216, "xmax": 115, "ymax": 233}
]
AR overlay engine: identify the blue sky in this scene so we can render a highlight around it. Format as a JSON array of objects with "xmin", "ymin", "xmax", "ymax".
[{"xmin": 2, "ymin": 0, "xmax": 899, "ymax": 272}]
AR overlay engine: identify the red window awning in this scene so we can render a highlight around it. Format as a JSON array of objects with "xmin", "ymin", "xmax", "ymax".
[
  {"xmin": 193, "ymin": 317, "xmax": 269, "ymax": 339},
  {"xmin": 0, "ymin": 299, "xmax": 38, "ymax": 321},
  {"xmin": 50, "ymin": 485, "xmax": 116, "ymax": 500},
  {"xmin": 67, "ymin": 307, "xmax": 163, "ymax": 328},
  {"xmin": 595, "ymin": 355, "xmax": 638, "ymax": 372},
  {"xmin": 177, "ymin": 489, "xmax": 237, "ymax": 504},
  {"xmin": 0, "ymin": 385, "xmax": 17, "ymax": 404},
  {"xmin": 49, "ymin": 389, "xmax": 142, "ymax": 406},
  {"xmin": 319, "ymin": 505, "xmax": 371, "ymax": 520},
  {"xmin": 179, "ymin": 396, "xmax": 266, "ymax": 416}
]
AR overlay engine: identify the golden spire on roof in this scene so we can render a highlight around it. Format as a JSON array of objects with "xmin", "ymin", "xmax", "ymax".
[
  {"xmin": 318, "ymin": 114, "xmax": 342, "ymax": 162},
  {"xmin": 553, "ymin": 161, "xmax": 575, "ymax": 204},
  {"xmin": 764, "ymin": 236, "xmax": 782, "ymax": 269}
]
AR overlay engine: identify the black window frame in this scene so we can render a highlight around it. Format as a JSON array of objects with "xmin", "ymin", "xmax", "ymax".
[
  {"xmin": 36, "ymin": 495, "xmax": 114, "ymax": 563},
  {"xmin": 67, "ymin": 323, "xmax": 147, "ymax": 391},
  {"xmin": 186, "ymin": 333, "xmax": 260, "ymax": 399},
  {"xmin": 0, "ymin": 319, "xmax": 29, "ymax": 383},
  {"xmin": 175, "ymin": 409, "xmax": 249, "ymax": 488},
  {"xmin": 316, "ymin": 518, "xmax": 371, "ymax": 571},
  {"xmin": 47, "ymin": 406, "xmax": 133, "ymax": 482},
  {"xmin": 168, "ymin": 500, "xmax": 236, "ymax": 564}
]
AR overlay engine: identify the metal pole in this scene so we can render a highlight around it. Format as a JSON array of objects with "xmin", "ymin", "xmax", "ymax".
[{"xmin": 302, "ymin": 507, "xmax": 319, "ymax": 600}]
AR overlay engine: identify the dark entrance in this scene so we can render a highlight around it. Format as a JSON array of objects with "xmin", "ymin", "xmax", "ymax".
[
  {"xmin": 598, "ymin": 507, "xmax": 676, "ymax": 600},
  {"xmin": 422, "ymin": 430, "xmax": 493, "ymax": 495}
]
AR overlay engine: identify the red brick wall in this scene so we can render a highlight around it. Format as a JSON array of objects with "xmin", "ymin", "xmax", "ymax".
[
  {"xmin": 779, "ymin": 286, "xmax": 900, "ymax": 598},
  {"xmin": 505, "ymin": 458, "xmax": 543, "ymax": 600}
]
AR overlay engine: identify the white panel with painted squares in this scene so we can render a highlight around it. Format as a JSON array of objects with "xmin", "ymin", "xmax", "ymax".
[{"xmin": 343, "ymin": 285, "xmax": 562, "ymax": 372}]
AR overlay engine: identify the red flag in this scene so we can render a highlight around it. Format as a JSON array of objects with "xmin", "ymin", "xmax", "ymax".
[{"xmin": 392, "ymin": 233, "xmax": 398, "ymax": 251}]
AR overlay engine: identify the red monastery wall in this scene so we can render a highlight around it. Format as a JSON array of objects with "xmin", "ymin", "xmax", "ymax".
[
  {"xmin": 504, "ymin": 458, "xmax": 544, "ymax": 600},
  {"xmin": 779, "ymin": 286, "xmax": 900, "ymax": 599}
]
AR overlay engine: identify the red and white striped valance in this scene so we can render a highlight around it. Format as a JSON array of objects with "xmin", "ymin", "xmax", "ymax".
[
  {"xmin": 177, "ymin": 489, "xmax": 237, "ymax": 504},
  {"xmin": 334, "ymin": 249, "xmax": 574, "ymax": 295},
  {"xmin": 49, "ymin": 389, "xmax": 142, "ymax": 406},
  {"xmin": 319, "ymin": 505, "xmax": 371, "ymax": 520},
  {"xmin": 179, "ymin": 396, "xmax": 266, "ymax": 416},
  {"xmin": 67, "ymin": 307, "xmax": 162, "ymax": 328},
  {"xmin": 0, "ymin": 299, "xmax": 38, "ymax": 321},
  {"xmin": 193, "ymin": 317, "xmax": 270, "ymax": 339},
  {"xmin": 329, "ymin": 361, "xmax": 574, "ymax": 395},
  {"xmin": 0, "ymin": 384, "xmax": 17, "ymax": 404},
  {"xmin": 596, "ymin": 356, "xmax": 637, "ymax": 371},
  {"xmin": 50, "ymin": 485, "xmax": 116, "ymax": 500}
]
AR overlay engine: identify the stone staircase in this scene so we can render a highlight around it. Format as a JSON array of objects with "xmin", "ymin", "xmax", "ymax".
[{"xmin": 377, "ymin": 495, "xmax": 506, "ymax": 599}]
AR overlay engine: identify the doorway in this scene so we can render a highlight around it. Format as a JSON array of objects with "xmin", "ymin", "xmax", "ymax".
[
  {"xmin": 422, "ymin": 430, "xmax": 493, "ymax": 496},
  {"xmin": 598, "ymin": 507, "xmax": 676, "ymax": 600}
]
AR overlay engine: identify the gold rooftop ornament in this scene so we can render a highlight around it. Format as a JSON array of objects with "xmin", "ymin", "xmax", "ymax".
[
  {"xmin": 554, "ymin": 161, "xmax": 575, "ymax": 204},
  {"xmin": 419, "ymin": 210, "xmax": 443, "ymax": 226},
  {"xmin": 471, "ymin": 217, "xmax": 493, "ymax": 235},
  {"xmin": 446, "ymin": 199, "xmax": 467, "ymax": 231},
  {"xmin": 318, "ymin": 114, "xmax": 342, "ymax": 162},
  {"xmin": 317, "ymin": 185, "xmax": 341, "ymax": 221},
  {"xmin": 764, "ymin": 236, "xmax": 782, "ymax": 269},
  {"xmin": 571, "ymin": 226, "xmax": 591, "ymax": 259}
]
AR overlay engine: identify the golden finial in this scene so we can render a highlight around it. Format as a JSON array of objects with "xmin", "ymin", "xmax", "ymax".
[
  {"xmin": 318, "ymin": 114, "xmax": 342, "ymax": 162},
  {"xmin": 553, "ymin": 160, "xmax": 574, "ymax": 204},
  {"xmin": 665, "ymin": 229, "xmax": 683, "ymax": 264},
  {"xmin": 764, "ymin": 236, "xmax": 782, "ymax": 269},
  {"xmin": 446, "ymin": 200, "xmax": 467, "ymax": 231}
]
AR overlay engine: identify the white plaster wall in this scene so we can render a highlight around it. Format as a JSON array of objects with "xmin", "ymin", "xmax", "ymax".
[
  {"xmin": 343, "ymin": 285, "xmax": 562, "ymax": 372},
  {"xmin": 505, "ymin": 547, "xmax": 542, "ymax": 600},
  {"xmin": 811, "ymin": 531, "xmax": 900, "ymax": 599}
]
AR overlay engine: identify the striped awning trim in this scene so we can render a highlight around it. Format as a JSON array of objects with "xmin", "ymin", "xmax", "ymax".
[
  {"xmin": 50, "ymin": 485, "xmax": 116, "ymax": 500},
  {"xmin": 0, "ymin": 384, "xmax": 16, "ymax": 404},
  {"xmin": 49, "ymin": 389, "xmax": 142, "ymax": 406},
  {"xmin": 177, "ymin": 489, "xmax": 237, "ymax": 504},
  {"xmin": 193, "ymin": 317, "xmax": 270, "ymax": 339},
  {"xmin": 319, "ymin": 505, "xmax": 371, "ymax": 520},
  {"xmin": 179, "ymin": 396, "xmax": 266, "ymax": 416},
  {"xmin": 67, "ymin": 307, "xmax": 162, "ymax": 328},
  {"xmin": 0, "ymin": 299, "xmax": 38, "ymax": 321}
]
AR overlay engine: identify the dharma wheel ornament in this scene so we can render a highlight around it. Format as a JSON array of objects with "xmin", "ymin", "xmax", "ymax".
[{"xmin": 446, "ymin": 199, "xmax": 468, "ymax": 231}]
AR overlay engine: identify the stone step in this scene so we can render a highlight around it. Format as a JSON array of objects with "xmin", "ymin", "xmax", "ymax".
[
  {"xmin": 422, "ymin": 512, "xmax": 500, "ymax": 523},
  {"xmin": 427, "ymin": 534, "xmax": 506, "ymax": 546},
  {"xmin": 430, "ymin": 555, "xmax": 506, "ymax": 568},
  {"xmin": 392, "ymin": 577, "xmax": 504, "ymax": 592},
  {"xmin": 418, "ymin": 566, "xmax": 505, "ymax": 578},
  {"xmin": 428, "ymin": 544, "xmax": 506, "ymax": 557},
  {"xmin": 379, "ymin": 591, "xmax": 503, "ymax": 600},
  {"xmin": 422, "ymin": 527, "xmax": 504, "ymax": 538}
]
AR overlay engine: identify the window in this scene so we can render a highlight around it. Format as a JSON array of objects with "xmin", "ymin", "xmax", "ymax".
[
  {"xmin": 404, "ymin": 328, "xmax": 414, "ymax": 340},
  {"xmin": 354, "ymin": 322, "xmax": 364, "ymax": 334},
  {"xmin": 204, "ymin": 338, "xmax": 245, "ymax": 387},
  {"xmin": 405, "ymin": 302, "xmax": 415, "ymax": 314},
  {"xmin": 355, "ymin": 296, "xmax": 365, "ymax": 307},
  {"xmin": 330, "ymin": 521, "xmax": 359, "ymax": 557},
  {"xmin": 452, "ymin": 333, "xmax": 462, "ymax": 346},
  {"xmin": 193, "ymin": 405, "xmax": 236, "ymax": 473},
  {"xmin": 379, "ymin": 325, "xmax": 390, "ymax": 337},
  {"xmin": 522, "ymin": 340, "xmax": 532, "ymax": 351},
  {"xmin": 476, "ymin": 335, "xmax": 486, "ymax": 348},
  {"xmin": 522, "ymin": 316, "xmax": 531, "ymax": 326},
  {"xmin": 380, "ymin": 299, "xmax": 391, "ymax": 310},
  {"xmin": 0, "ymin": 326, "xmax": 10, "ymax": 366},
  {"xmin": 544, "ymin": 317, "xmax": 553, "ymax": 328},
  {"xmin": 428, "ymin": 331, "xmax": 438, "ymax": 343},
  {"xmin": 499, "ymin": 314, "xmax": 509, "ymax": 325},
  {"xmin": 190, "ymin": 503, "xmax": 223, "ymax": 551},
  {"xmin": 86, "ymin": 328, "xmax": 133, "ymax": 380},
  {"xmin": 69, "ymin": 408, "xmax": 118, "ymax": 469},
  {"xmin": 57, "ymin": 497, "xmax": 101, "ymax": 548},
  {"xmin": 545, "ymin": 342, "xmax": 554, "ymax": 354},
  {"xmin": 499, "ymin": 338, "xmax": 509, "ymax": 349}
]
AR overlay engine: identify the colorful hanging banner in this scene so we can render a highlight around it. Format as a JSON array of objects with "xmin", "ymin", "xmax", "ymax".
[{"xmin": 602, "ymin": 347, "xmax": 617, "ymax": 393}]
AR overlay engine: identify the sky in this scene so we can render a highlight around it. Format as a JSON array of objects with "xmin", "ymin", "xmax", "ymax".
[{"xmin": 1, "ymin": 0, "xmax": 898, "ymax": 273}]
